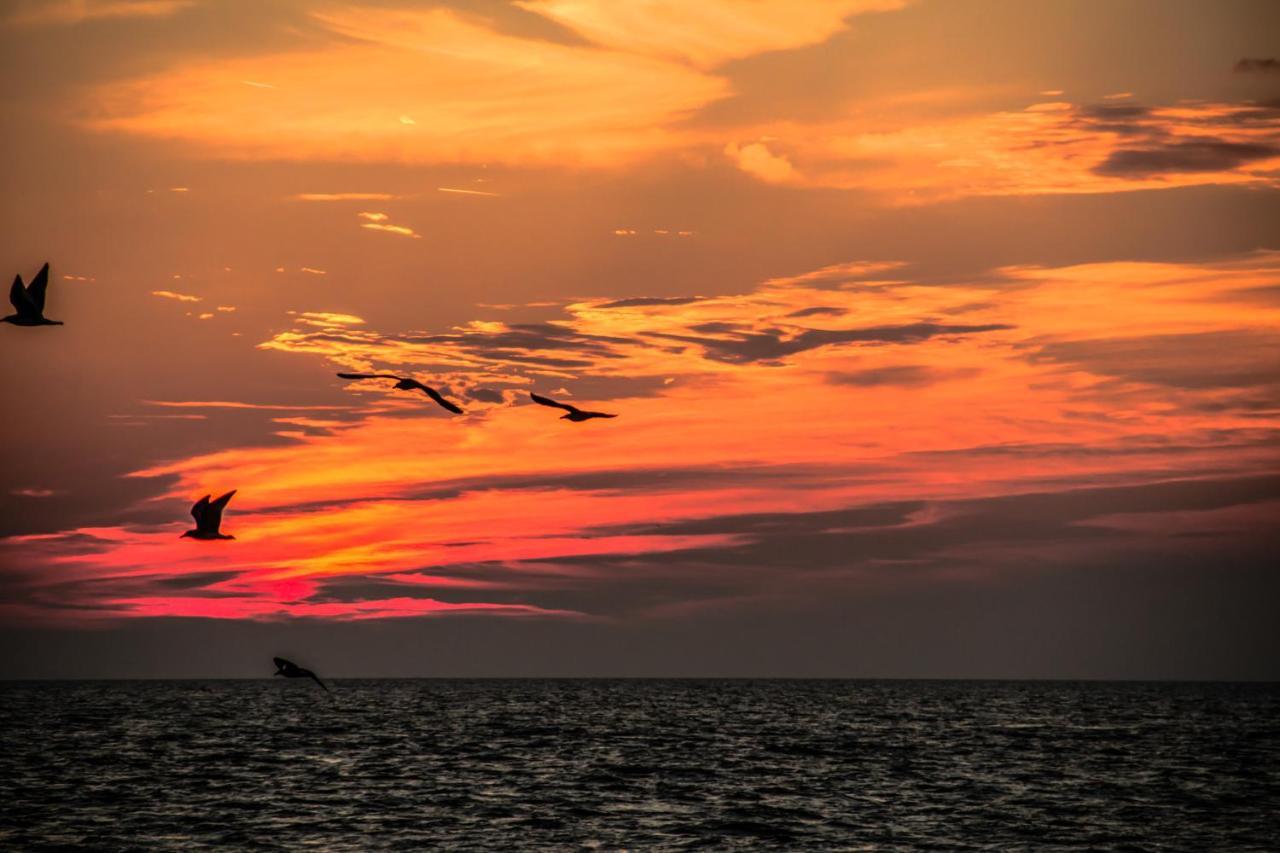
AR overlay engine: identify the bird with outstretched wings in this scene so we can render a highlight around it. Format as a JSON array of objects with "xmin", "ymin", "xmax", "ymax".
[
  {"xmin": 337, "ymin": 373, "xmax": 464, "ymax": 414},
  {"xmin": 183, "ymin": 490, "xmax": 237, "ymax": 540},
  {"xmin": 530, "ymin": 392, "xmax": 617, "ymax": 422},
  {"xmin": 273, "ymin": 657, "xmax": 328, "ymax": 692},
  {"xmin": 4, "ymin": 263, "xmax": 60, "ymax": 326}
]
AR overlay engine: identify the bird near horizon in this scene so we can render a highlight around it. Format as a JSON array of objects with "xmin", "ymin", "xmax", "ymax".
[
  {"xmin": 530, "ymin": 392, "xmax": 617, "ymax": 422},
  {"xmin": 3, "ymin": 263, "xmax": 62, "ymax": 326},
  {"xmin": 181, "ymin": 491, "xmax": 237, "ymax": 540},
  {"xmin": 273, "ymin": 657, "xmax": 328, "ymax": 692},
  {"xmin": 337, "ymin": 372, "xmax": 465, "ymax": 414}
]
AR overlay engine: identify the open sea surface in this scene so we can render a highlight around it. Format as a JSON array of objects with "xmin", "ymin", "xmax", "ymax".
[{"xmin": 1, "ymin": 679, "xmax": 1277, "ymax": 850}]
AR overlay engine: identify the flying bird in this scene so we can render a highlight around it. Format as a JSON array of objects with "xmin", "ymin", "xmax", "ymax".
[
  {"xmin": 273, "ymin": 657, "xmax": 328, "ymax": 692},
  {"xmin": 3, "ymin": 263, "xmax": 62, "ymax": 326},
  {"xmin": 181, "ymin": 490, "xmax": 237, "ymax": 540},
  {"xmin": 337, "ymin": 373, "xmax": 464, "ymax": 414},
  {"xmin": 530, "ymin": 392, "xmax": 617, "ymax": 422}
]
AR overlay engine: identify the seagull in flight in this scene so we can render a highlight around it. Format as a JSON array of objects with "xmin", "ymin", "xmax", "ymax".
[
  {"xmin": 273, "ymin": 657, "xmax": 328, "ymax": 692},
  {"xmin": 337, "ymin": 373, "xmax": 464, "ymax": 414},
  {"xmin": 3, "ymin": 263, "xmax": 62, "ymax": 326},
  {"xmin": 181, "ymin": 490, "xmax": 237, "ymax": 540},
  {"xmin": 530, "ymin": 392, "xmax": 617, "ymax": 422}
]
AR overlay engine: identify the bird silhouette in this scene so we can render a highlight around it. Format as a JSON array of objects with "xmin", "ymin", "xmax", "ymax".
[
  {"xmin": 3, "ymin": 263, "xmax": 62, "ymax": 326},
  {"xmin": 530, "ymin": 392, "xmax": 617, "ymax": 422},
  {"xmin": 337, "ymin": 373, "xmax": 464, "ymax": 414},
  {"xmin": 273, "ymin": 657, "xmax": 328, "ymax": 692},
  {"xmin": 181, "ymin": 491, "xmax": 237, "ymax": 540}
]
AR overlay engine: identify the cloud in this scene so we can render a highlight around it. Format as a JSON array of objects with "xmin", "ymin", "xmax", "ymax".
[
  {"xmin": 595, "ymin": 296, "xmax": 705, "ymax": 309},
  {"xmin": 1092, "ymin": 140, "xmax": 1280, "ymax": 177},
  {"xmin": 80, "ymin": 2, "xmax": 905, "ymax": 170},
  {"xmin": 467, "ymin": 388, "xmax": 507, "ymax": 404},
  {"xmin": 356, "ymin": 211, "xmax": 419, "ymax": 239},
  {"xmin": 1030, "ymin": 331, "xmax": 1280, "ymax": 390},
  {"xmin": 649, "ymin": 321, "xmax": 1013, "ymax": 364},
  {"xmin": 723, "ymin": 98, "xmax": 1280, "ymax": 201},
  {"xmin": 9, "ymin": 252, "xmax": 1278, "ymax": 626},
  {"xmin": 4, "ymin": 0, "xmax": 191, "ymax": 27},
  {"xmin": 293, "ymin": 312, "xmax": 365, "ymax": 328},
  {"xmin": 437, "ymin": 187, "xmax": 501, "ymax": 197},
  {"xmin": 296, "ymin": 193, "xmax": 397, "ymax": 202},
  {"xmin": 515, "ymin": 0, "xmax": 904, "ymax": 69},
  {"xmin": 143, "ymin": 400, "xmax": 354, "ymax": 412},
  {"xmin": 84, "ymin": 6, "xmax": 727, "ymax": 167},
  {"xmin": 788, "ymin": 306, "xmax": 846, "ymax": 318},
  {"xmin": 1234, "ymin": 58, "xmax": 1280, "ymax": 74},
  {"xmin": 361, "ymin": 223, "xmax": 421, "ymax": 239},
  {"xmin": 151, "ymin": 290, "xmax": 200, "ymax": 302},
  {"xmin": 827, "ymin": 365, "xmax": 979, "ymax": 387},
  {"xmin": 725, "ymin": 140, "xmax": 796, "ymax": 184}
]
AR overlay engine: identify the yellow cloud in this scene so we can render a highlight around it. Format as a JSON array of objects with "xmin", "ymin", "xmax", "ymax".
[
  {"xmin": 151, "ymin": 290, "xmax": 200, "ymax": 302},
  {"xmin": 726, "ymin": 99, "xmax": 1280, "ymax": 202},
  {"xmin": 296, "ymin": 193, "xmax": 397, "ymax": 201},
  {"xmin": 86, "ymin": 6, "xmax": 727, "ymax": 167},
  {"xmin": 357, "ymin": 211, "xmax": 418, "ymax": 238},
  {"xmin": 516, "ymin": 0, "xmax": 904, "ymax": 69},
  {"xmin": 437, "ymin": 187, "xmax": 500, "ymax": 197},
  {"xmin": 724, "ymin": 140, "xmax": 796, "ymax": 184},
  {"xmin": 362, "ymin": 223, "xmax": 421, "ymax": 239}
]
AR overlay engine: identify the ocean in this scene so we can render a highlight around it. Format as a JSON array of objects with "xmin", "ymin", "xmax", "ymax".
[{"xmin": 2, "ymin": 679, "xmax": 1276, "ymax": 849}]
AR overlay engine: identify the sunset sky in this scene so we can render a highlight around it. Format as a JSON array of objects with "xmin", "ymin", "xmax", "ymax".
[{"xmin": 1, "ymin": 0, "xmax": 1277, "ymax": 678}]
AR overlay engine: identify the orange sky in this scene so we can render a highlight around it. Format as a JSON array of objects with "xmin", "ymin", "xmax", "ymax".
[{"xmin": 1, "ymin": 0, "xmax": 1277, "ymax": 677}]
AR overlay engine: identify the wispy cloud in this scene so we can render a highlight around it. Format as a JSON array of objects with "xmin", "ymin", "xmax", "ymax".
[
  {"xmin": 143, "ymin": 400, "xmax": 355, "ymax": 411},
  {"xmin": 1234, "ymin": 58, "xmax": 1280, "ymax": 74},
  {"xmin": 10, "ymin": 251, "xmax": 1279, "ymax": 623},
  {"xmin": 355, "ymin": 210, "xmax": 420, "ymax": 238},
  {"xmin": 84, "ymin": 6, "xmax": 728, "ymax": 166},
  {"xmin": 361, "ymin": 223, "xmax": 421, "ymax": 239},
  {"xmin": 151, "ymin": 290, "xmax": 200, "ymax": 302},
  {"xmin": 4, "ymin": 0, "xmax": 191, "ymax": 27},
  {"xmin": 516, "ymin": 0, "xmax": 904, "ymax": 69},
  {"xmin": 295, "ymin": 193, "xmax": 397, "ymax": 202},
  {"xmin": 437, "ymin": 187, "xmax": 501, "ymax": 197},
  {"xmin": 724, "ymin": 98, "xmax": 1280, "ymax": 201}
]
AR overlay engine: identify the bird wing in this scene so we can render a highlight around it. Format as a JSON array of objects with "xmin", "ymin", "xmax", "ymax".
[
  {"xmin": 337, "ymin": 373, "xmax": 403, "ymax": 381},
  {"xmin": 587, "ymin": 412, "xmax": 618, "ymax": 419},
  {"xmin": 9, "ymin": 274, "xmax": 35, "ymax": 315},
  {"xmin": 423, "ymin": 387, "xmax": 464, "ymax": 414},
  {"xmin": 26, "ymin": 264, "xmax": 49, "ymax": 314},
  {"xmin": 531, "ymin": 392, "xmax": 577, "ymax": 412},
  {"xmin": 190, "ymin": 495, "xmax": 211, "ymax": 526},
  {"xmin": 204, "ymin": 490, "xmax": 236, "ymax": 530}
]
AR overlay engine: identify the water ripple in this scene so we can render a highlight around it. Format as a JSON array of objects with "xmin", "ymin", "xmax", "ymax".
[{"xmin": 1, "ymin": 680, "xmax": 1277, "ymax": 850}]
